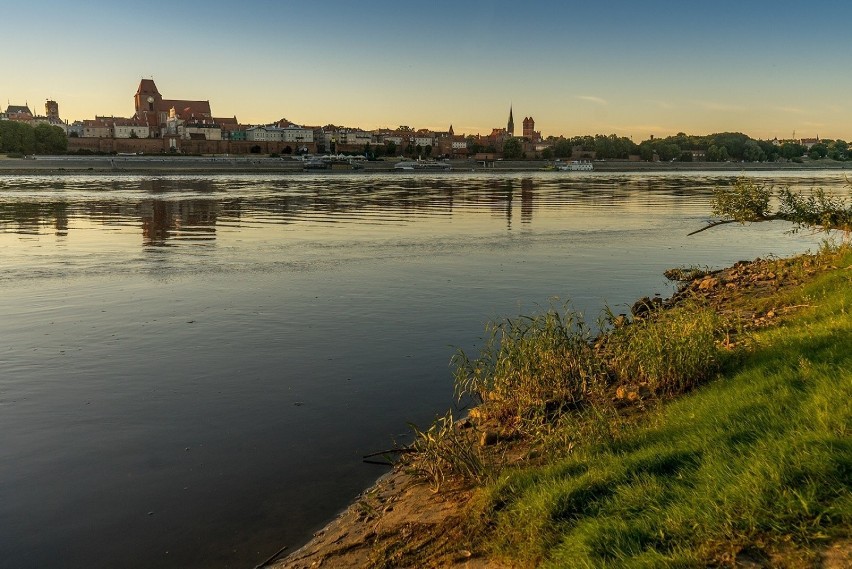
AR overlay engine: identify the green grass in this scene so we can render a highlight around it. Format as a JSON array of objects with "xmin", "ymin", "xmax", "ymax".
[{"xmin": 469, "ymin": 247, "xmax": 852, "ymax": 567}]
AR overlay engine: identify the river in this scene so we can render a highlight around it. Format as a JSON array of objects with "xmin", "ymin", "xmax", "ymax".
[{"xmin": 0, "ymin": 171, "xmax": 844, "ymax": 568}]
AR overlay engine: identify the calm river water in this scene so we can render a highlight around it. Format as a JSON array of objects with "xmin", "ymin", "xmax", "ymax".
[{"xmin": 0, "ymin": 171, "xmax": 845, "ymax": 568}]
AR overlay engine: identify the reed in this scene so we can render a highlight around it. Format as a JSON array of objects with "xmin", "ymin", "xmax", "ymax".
[{"xmin": 452, "ymin": 305, "xmax": 606, "ymax": 421}]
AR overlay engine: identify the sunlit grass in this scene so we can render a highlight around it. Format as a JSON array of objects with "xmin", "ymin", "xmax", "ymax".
[{"xmin": 467, "ymin": 246, "xmax": 852, "ymax": 567}]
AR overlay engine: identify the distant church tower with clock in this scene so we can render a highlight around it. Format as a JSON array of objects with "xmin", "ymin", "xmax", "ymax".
[
  {"xmin": 507, "ymin": 105, "xmax": 515, "ymax": 137},
  {"xmin": 135, "ymin": 79, "xmax": 163, "ymax": 114}
]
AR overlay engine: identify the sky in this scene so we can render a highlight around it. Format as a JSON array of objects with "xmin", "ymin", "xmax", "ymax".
[{"xmin": 2, "ymin": 0, "xmax": 851, "ymax": 141}]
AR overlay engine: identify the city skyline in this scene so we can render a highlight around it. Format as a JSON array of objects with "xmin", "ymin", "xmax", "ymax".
[{"xmin": 4, "ymin": 0, "xmax": 851, "ymax": 141}]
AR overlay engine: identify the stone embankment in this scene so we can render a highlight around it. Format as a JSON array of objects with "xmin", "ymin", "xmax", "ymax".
[{"xmin": 0, "ymin": 155, "xmax": 849, "ymax": 174}]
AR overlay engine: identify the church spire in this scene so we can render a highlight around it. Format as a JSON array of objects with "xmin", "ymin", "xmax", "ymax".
[{"xmin": 507, "ymin": 105, "xmax": 515, "ymax": 137}]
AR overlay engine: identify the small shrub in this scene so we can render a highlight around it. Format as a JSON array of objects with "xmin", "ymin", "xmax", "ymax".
[{"xmin": 712, "ymin": 177, "xmax": 772, "ymax": 222}]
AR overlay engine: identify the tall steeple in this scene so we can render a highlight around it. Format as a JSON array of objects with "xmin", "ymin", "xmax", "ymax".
[{"xmin": 507, "ymin": 105, "xmax": 515, "ymax": 137}]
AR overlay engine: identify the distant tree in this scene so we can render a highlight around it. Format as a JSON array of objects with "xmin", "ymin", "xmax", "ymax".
[
  {"xmin": 709, "ymin": 132, "xmax": 749, "ymax": 160},
  {"xmin": 757, "ymin": 140, "xmax": 779, "ymax": 162},
  {"xmin": 809, "ymin": 143, "xmax": 828, "ymax": 160},
  {"xmin": 718, "ymin": 146, "xmax": 729, "ymax": 162},
  {"xmin": 0, "ymin": 121, "xmax": 36, "ymax": 154},
  {"xmin": 679, "ymin": 151, "xmax": 693, "ymax": 162},
  {"xmin": 424, "ymin": 144, "xmax": 433, "ymax": 157},
  {"xmin": 384, "ymin": 140, "xmax": 397, "ymax": 156},
  {"xmin": 502, "ymin": 137, "xmax": 524, "ymax": 160},
  {"xmin": 553, "ymin": 139, "xmax": 572, "ymax": 159},
  {"xmin": 828, "ymin": 139, "xmax": 848, "ymax": 161},
  {"xmin": 638, "ymin": 141, "xmax": 655, "ymax": 161},
  {"xmin": 742, "ymin": 140, "xmax": 765, "ymax": 162},
  {"xmin": 707, "ymin": 144, "xmax": 721, "ymax": 162},
  {"xmin": 780, "ymin": 142, "xmax": 805, "ymax": 160},
  {"xmin": 541, "ymin": 147, "xmax": 554, "ymax": 160},
  {"xmin": 657, "ymin": 143, "xmax": 681, "ymax": 162}
]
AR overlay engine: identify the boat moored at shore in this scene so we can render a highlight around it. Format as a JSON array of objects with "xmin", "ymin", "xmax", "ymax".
[
  {"xmin": 394, "ymin": 160, "xmax": 452, "ymax": 171},
  {"xmin": 557, "ymin": 160, "xmax": 594, "ymax": 171}
]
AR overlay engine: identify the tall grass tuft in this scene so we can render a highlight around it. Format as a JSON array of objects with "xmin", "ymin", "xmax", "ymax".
[
  {"xmin": 605, "ymin": 302, "xmax": 725, "ymax": 395},
  {"xmin": 452, "ymin": 305, "xmax": 606, "ymax": 420},
  {"xmin": 404, "ymin": 411, "xmax": 492, "ymax": 491}
]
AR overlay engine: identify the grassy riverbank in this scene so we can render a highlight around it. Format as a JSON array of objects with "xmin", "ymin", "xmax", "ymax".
[{"xmin": 276, "ymin": 242, "xmax": 851, "ymax": 568}]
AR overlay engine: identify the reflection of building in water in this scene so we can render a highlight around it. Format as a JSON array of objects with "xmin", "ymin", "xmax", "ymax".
[
  {"xmin": 140, "ymin": 200, "xmax": 218, "ymax": 246},
  {"xmin": 521, "ymin": 178, "xmax": 533, "ymax": 225},
  {"xmin": 0, "ymin": 202, "xmax": 69, "ymax": 236}
]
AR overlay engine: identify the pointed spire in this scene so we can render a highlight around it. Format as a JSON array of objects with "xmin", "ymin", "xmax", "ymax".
[{"xmin": 507, "ymin": 105, "xmax": 515, "ymax": 136}]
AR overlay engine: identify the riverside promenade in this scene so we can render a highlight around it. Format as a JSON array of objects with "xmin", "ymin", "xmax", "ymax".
[{"xmin": 1, "ymin": 155, "xmax": 850, "ymax": 174}]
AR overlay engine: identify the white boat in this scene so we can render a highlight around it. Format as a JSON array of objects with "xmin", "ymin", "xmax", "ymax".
[
  {"xmin": 394, "ymin": 160, "xmax": 452, "ymax": 171},
  {"xmin": 557, "ymin": 160, "xmax": 594, "ymax": 171}
]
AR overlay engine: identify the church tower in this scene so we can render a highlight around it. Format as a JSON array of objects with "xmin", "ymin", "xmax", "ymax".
[{"xmin": 507, "ymin": 106, "xmax": 515, "ymax": 137}]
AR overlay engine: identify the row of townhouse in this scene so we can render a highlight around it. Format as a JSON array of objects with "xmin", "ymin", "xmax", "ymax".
[{"xmin": 244, "ymin": 124, "xmax": 315, "ymax": 144}]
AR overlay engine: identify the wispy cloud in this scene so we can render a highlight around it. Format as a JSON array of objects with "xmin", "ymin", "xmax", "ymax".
[
  {"xmin": 772, "ymin": 105, "xmax": 806, "ymax": 115},
  {"xmin": 576, "ymin": 95, "xmax": 608, "ymax": 105},
  {"xmin": 695, "ymin": 100, "xmax": 746, "ymax": 112},
  {"xmin": 647, "ymin": 99, "xmax": 675, "ymax": 110}
]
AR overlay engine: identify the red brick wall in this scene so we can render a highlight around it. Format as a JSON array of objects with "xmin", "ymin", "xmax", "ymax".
[{"xmin": 69, "ymin": 138, "xmax": 317, "ymax": 155}]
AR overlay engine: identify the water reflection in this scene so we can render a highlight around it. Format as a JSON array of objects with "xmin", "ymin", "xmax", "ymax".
[
  {"xmin": 3, "ymin": 172, "xmax": 844, "ymax": 246},
  {"xmin": 140, "ymin": 200, "xmax": 218, "ymax": 246}
]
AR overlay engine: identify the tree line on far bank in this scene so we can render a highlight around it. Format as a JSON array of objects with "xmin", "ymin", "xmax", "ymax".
[
  {"xmin": 535, "ymin": 132, "xmax": 848, "ymax": 163},
  {"xmin": 0, "ymin": 121, "xmax": 68, "ymax": 155}
]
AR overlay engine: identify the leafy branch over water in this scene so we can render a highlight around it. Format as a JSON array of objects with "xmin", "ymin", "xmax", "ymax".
[{"xmin": 689, "ymin": 177, "xmax": 852, "ymax": 235}]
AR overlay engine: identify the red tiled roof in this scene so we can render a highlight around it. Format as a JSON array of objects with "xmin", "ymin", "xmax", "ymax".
[
  {"xmin": 136, "ymin": 79, "xmax": 161, "ymax": 97},
  {"xmin": 161, "ymin": 99, "xmax": 212, "ymax": 117}
]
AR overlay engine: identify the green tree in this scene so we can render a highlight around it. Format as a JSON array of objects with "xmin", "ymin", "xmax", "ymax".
[
  {"xmin": 0, "ymin": 121, "xmax": 36, "ymax": 154},
  {"xmin": 707, "ymin": 144, "xmax": 720, "ymax": 162},
  {"xmin": 638, "ymin": 141, "xmax": 654, "ymax": 161},
  {"xmin": 541, "ymin": 147, "xmax": 554, "ymax": 160},
  {"xmin": 425, "ymin": 144, "xmax": 433, "ymax": 157},
  {"xmin": 658, "ymin": 143, "xmax": 681, "ymax": 162},
  {"xmin": 502, "ymin": 137, "xmax": 523, "ymax": 160},
  {"xmin": 384, "ymin": 140, "xmax": 397, "ymax": 156},
  {"xmin": 742, "ymin": 140, "xmax": 765, "ymax": 162},
  {"xmin": 809, "ymin": 143, "xmax": 828, "ymax": 159},
  {"xmin": 780, "ymin": 142, "xmax": 805, "ymax": 160},
  {"xmin": 553, "ymin": 139, "xmax": 572, "ymax": 159},
  {"xmin": 691, "ymin": 177, "xmax": 852, "ymax": 235}
]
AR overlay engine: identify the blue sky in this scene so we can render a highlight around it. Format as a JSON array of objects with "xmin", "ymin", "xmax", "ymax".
[{"xmin": 3, "ymin": 0, "xmax": 850, "ymax": 140}]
